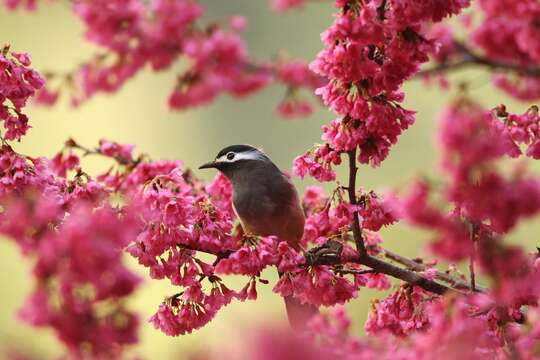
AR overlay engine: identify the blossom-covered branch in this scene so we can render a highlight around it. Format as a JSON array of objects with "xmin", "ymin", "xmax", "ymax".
[
  {"xmin": 418, "ymin": 41, "xmax": 540, "ymax": 78},
  {"xmin": 5, "ymin": 0, "xmax": 323, "ymax": 119},
  {"xmin": 3, "ymin": 0, "xmax": 540, "ymax": 358}
]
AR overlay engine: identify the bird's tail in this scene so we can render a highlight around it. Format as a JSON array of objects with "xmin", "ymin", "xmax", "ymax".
[{"xmin": 283, "ymin": 295, "xmax": 319, "ymax": 331}]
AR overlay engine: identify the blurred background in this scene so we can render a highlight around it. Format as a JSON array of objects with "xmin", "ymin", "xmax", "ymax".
[{"xmin": 0, "ymin": 1, "xmax": 538, "ymax": 359}]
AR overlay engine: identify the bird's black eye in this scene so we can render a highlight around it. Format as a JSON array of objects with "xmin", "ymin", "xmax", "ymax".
[{"xmin": 226, "ymin": 152, "xmax": 235, "ymax": 160}]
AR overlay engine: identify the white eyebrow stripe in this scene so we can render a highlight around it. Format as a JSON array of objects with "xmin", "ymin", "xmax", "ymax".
[{"xmin": 216, "ymin": 150, "xmax": 265, "ymax": 163}]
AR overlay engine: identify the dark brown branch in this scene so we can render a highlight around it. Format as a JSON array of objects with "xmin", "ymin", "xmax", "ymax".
[
  {"xmin": 342, "ymin": 148, "xmax": 449, "ymax": 294},
  {"xmin": 178, "ymin": 231, "xmax": 485, "ymax": 295},
  {"xmin": 346, "ymin": 149, "xmax": 367, "ymax": 256},
  {"xmin": 383, "ymin": 248, "xmax": 485, "ymax": 292},
  {"xmin": 176, "ymin": 243, "xmax": 233, "ymax": 264},
  {"xmin": 304, "ymin": 240, "xmax": 451, "ymax": 295},
  {"xmin": 469, "ymin": 223, "xmax": 478, "ymax": 292},
  {"xmin": 362, "ymin": 255, "xmax": 450, "ymax": 294},
  {"xmin": 417, "ymin": 41, "xmax": 540, "ymax": 78},
  {"xmin": 334, "ymin": 269, "xmax": 376, "ymax": 275}
]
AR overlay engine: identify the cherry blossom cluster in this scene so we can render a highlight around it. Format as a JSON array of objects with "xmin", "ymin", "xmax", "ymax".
[
  {"xmin": 398, "ymin": 99, "xmax": 540, "ymax": 333},
  {"xmin": 365, "ymin": 286, "xmax": 434, "ymax": 336},
  {"xmin": 420, "ymin": 0, "xmax": 540, "ymax": 101},
  {"xmin": 3, "ymin": 0, "xmax": 321, "ymax": 118},
  {"xmin": 3, "ymin": 0, "xmax": 540, "ymax": 358},
  {"xmin": 3, "ymin": 199, "xmax": 141, "ymax": 359},
  {"xmin": 0, "ymin": 46, "xmax": 44, "ymax": 141},
  {"xmin": 0, "ymin": 52, "xmax": 144, "ymax": 356},
  {"xmin": 270, "ymin": 0, "xmax": 306, "ymax": 12},
  {"xmin": 1, "ymin": 0, "xmax": 36, "ymax": 11},
  {"xmin": 128, "ymin": 172, "xmax": 398, "ymax": 335},
  {"xmin": 0, "ymin": 52, "xmax": 401, "ymax": 341},
  {"xmin": 0, "ymin": 137, "xmax": 142, "ymax": 357},
  {"xmin": 472, "ymin": 0, "xmax": 540, "ymax": 100},
  {"xmin": 292, "ymin": 0, "xmax": 471, "ymax": 181},
  {"xmin": 199, "ymin": 298, "xmax": 540, "ymax": 359}
]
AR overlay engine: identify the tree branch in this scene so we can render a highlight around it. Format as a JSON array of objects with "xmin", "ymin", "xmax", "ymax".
[
  {"xmin": 178, "ymin": 231, "xmax": 483, "ymax": 295},
  {"xmin": 469, "ymin": 222, "xmax": 478, "ymax": 292},
  {"xmin": 346, "ymin": 148, "xmax": 367, "ymax": 256},
  {"xmin": 417, "ymin": 41, "xmax": 540, "ymax": 78},
  {"xmin": 382, "ymin": 248, "xmax": 485, "ymax": 292},
  {"xmin": 340, "ymin": 149, "xmax": 451, "ymax": 294}
]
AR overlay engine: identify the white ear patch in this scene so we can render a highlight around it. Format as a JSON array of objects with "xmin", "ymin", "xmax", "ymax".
[{"xmin": 216, "ymin": 150, "xmax": 265, "ymax": 163}]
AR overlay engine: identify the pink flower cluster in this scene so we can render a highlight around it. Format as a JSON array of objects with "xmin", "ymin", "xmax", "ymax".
[
  {"xmin": 275, "ymin": 60, "xmax": 324, "ymax": 118},
  {"xmin": 98, "ymin": 139, "xmax": 134, "ymax": 164},
  {"xmin": 299, "ymin": 0, "xmax": 470, "ymax": 172},
  {"xmin": 200, "ymin": 297, "xmax": 525, "ymax": 359},
  {"xmin": 0, "ymin": 102, "xmax": 144, "ymax": 357},
  {"xmin": 150, "ymin": 282, "xmax": 239, "ymax": 336},
  {"xmin": 438, "ymin": 101, "xmax": 540, "ymax": 233},
  {"xmin": 4, "ymin": 1, "xmax": 540, "ymax": 357},
  {"xmin": 6, "ymin": 0, "xmax": 321, "ymax": 118},
  {"xmin": 399, "ymin": 99, "xmax": 540, "ymax": 330},
  {"xmin": 472, "ymin": 0, "xmax": 540, "ymax": 100},
  {"xmin": 270, "ymin": 0, "xmax": 305, "ymax": 12},
  {"xmin": 274, "ymin": 266, "xmax": 357, "ymax": 307},
  {"xmin": 401, "ymin": 101, "xmax": 540, "ymax": 259},
  {"xmin": 293, "ymin": 145, "xmax": 340, "ymax": 182},
  {"xmin": 169, "ymin": 28, "xmax": 271, "ymax": 109},
  {"xmin": 365, "ymin": 286, "xmax": 434, "ymax": 336},
  {"xmin": 216, "ymin": 237, "xmax": 303, "ymax": 276},
  {"xmin": 2, "ymin": 0, "xmax": 36, "ymax": 10},
  {"xmin": 0, "ymin": 47, "xmax": 44, "ymax": 141},
  {"xmin": 300, "ymin": 186, "xmax": 392, "ymax": 246},
  {"xmin": 126, "ymin": 168, "xmax": 316, "ymax": 335},
  {"xmin": 359, "ymin": 191, "xmax": 398, "ymax": 231},
  {"xmin": 1, "ymin": 195, "xmax": 141, "ymax": 358}
]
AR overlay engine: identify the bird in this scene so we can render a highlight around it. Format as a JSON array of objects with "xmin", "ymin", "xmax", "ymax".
[{"xmin": 199, "ymin": 144, "xmax": 318, "ymax": 329}]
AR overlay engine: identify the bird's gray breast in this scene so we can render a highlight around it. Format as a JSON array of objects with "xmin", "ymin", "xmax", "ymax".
[{"xmin": 229, "ymin": 164, "xmax": 291, "ymax": 222}]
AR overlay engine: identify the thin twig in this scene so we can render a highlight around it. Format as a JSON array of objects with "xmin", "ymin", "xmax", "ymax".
[
  {"xmin": 304, "ymin": 243, "xmax": 452, "ymax": 295},
  {"xmin": 383, "ymin": 248, "xmax": 485, "ymax": 292},
  {"xmin": 469, "ymin": 222, "xmax": 478, "ymax": 292},
  {"xmin": 335, "ymin": 268, "xmax": 377, "ymax": 275},
  {"xmin": 346, "ymin": 148, "xmax": 367, "ymax": 256},
  {"xmin": 417, "ymin": 41, "xmax": 540, "ymax": 78}
]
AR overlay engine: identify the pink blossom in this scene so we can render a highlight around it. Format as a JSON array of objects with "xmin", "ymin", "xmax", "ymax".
[
  {"xmin": 205, "ymin": 172, "xmax": 233, "ymax": 215},
  {"xmin": 365, "ymin": 286, "xmax": 435, "ymax": 336},
  {"xmin": 472, "ymin": 0, "xmax": 540, "ymax": 100},
  {"xmin": 400, "ymin": 180, "xmax": 472, "ymax": 261},
  {"xmin": 0, "ymin": 49, "xmax": 44, "ymax": 141},
  {"xmin": 2, "ymin": 0, "xmax": 36, "ymax": 11},
  {"xmin": 428, "ymin": 24, "xmax": 457, "ymax": 63},
  {"xmin": 51, "ymin": 151, "xmax": 80, "ymax": 177},
  {"xmin": 302, "ymin": 185, "xmax": 327, "ymax": 212},
  {"xmin": 150, "ymin": 281, "xmax": 238, "ymax": 336},
  {"xmin": 274, "ymin": 266, "xmax": 357, "ymax": 307},
  {"xmin": 270, "ymin": 0, "xmax": 304, "ymax": 12},
  {"xmin": 98, "ymin": 139, "xmax": 134, "ymax": 163},
  {"xmin": 359, "ymin": 192, "xmax": 398, "ymax": 231},
  {"xmin": 277, "ymin": 60, "xmax": 321, "ymax": 89},
  {"xmin": 356, "ymin": 273, "xmax": 391, "ymax": 290},
  {"xmin": 33, "ymin": 86, "xmax": 59, "ymax": 105},
  {"xmin": 1, "ymin": 197, "xmax": 141, "ymax": 358},
  {"xmin": 229, "ymin": 16, "xmax": 247, "ymax": 32},
  {"xmin": 292, "ymin": 146, "xmax": 338, "ymax": 182},
  {"xmin": 305, "ymin": 0, "xmax": 471, "ymax": 171},
  {"xmin": 215, "ymin": 237, "xmax": 279, "ymax": 276},
  {"xmin": 276, "ymin": 98, "xmax": 313, "ymax": 118}
]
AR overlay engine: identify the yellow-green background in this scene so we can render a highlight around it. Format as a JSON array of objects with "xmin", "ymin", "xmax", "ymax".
[{"xmin": 0, "ymin": 2, "xmax": 538, "ymax": 359}]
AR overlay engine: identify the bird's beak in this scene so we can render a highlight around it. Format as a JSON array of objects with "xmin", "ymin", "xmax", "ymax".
[{"xmin": 198, "ymin": 160, "xmax": 218, "ymax": 170}]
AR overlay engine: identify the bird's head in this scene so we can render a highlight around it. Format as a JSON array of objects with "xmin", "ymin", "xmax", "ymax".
[{"xmin": 198, "ymin": 144, "xmax": 275, "ymax": 179}]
